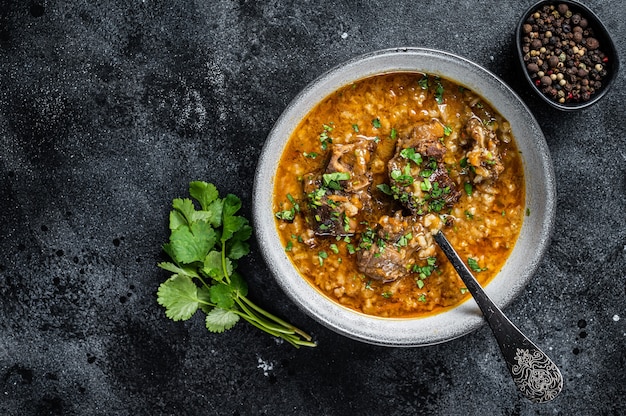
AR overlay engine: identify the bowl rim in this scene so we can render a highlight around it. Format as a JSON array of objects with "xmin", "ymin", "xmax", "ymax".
[
  {"xmin": 253, "ymin": 47, "xmax": 556, "ymax": 347},
  {"xmin": 515, "ymin": 0, "xmax": 620, "ymax": 111}
]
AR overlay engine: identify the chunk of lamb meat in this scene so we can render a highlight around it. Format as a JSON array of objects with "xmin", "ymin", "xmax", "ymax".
[
  {"xmin": 464, "ymin": 116, "xmax": 504, "ymax": 182},
  {"xmin": 387, "ymin": 120, "xmax": 461, "ymax": 215},
  {"xmin": 303, "ymin": 137, "xmax": 375, "ymax": 236},
  {"xmin": 356, "ymin": 212, "xmax": 432, "ymax": 283},
  {"xmin": 326, "ymin": 139, "xmax": 373, "ymax": 192}
]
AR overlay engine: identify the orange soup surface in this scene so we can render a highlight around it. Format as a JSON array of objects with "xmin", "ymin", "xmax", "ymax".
[{"xmin": 273, "ymin": 72, "xmax": 525, "ymax": 318}]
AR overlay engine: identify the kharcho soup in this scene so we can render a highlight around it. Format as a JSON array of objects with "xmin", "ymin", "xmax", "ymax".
[{"xmin": 273, "ymin": 72, "xmax": 525, "ymax": 318}]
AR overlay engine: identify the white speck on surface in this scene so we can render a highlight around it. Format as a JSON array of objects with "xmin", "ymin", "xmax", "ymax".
[
  {"xmin": 341, "ymin": 32, "xmax": 348, "ymax": 39},
  {"xmin": 257, "ymin": 357, "xmax": 274, "ymax": 376},
  {"xmin": 613, "ymin": 314, "xmax": 620, "ymax": 322},
  {"xmin": 489, "ymin": 55, "xmax": 494, "ymax": 61}
]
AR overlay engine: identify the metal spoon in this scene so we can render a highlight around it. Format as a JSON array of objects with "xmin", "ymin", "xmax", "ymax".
[{"xmin": 434, "ymin": 231, "xmax": 563, "ymax": 403}]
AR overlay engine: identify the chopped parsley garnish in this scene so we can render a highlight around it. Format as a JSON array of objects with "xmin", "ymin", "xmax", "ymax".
[
  {"xmin": 464, "ymin": 182, "xmax": 473, "ymax": 196},
  {"xmin": 414, "ymin": 257, "xmax": 437, "ymax": 280},
  {"xmin": 352, "ymin": 124, "xmax": 359, "ymax": 132},
  {"xmin": 467, "ymin": 257, "xmax": 487, "ymax": 272},
  {"xmin": 396, "ymin": 232, "xmax": 413, "ymax": 247},
  {"xmin": 418, "ymin": 75, "xmax": 429, "ymax": 90},
  {"xmin": 400, "ymin": 147, "xmax": 423, "ymax": 165},
  {"xmin": 319, "ymin": 124, "xmax": 334, "ymax": 150},
  {"xmin": 318, "ymin": 250, "xmax": 328, "ymax": 266},
  {"xmin": 391, "ymin": 165, "xmax": 414, "ymax": 187},
  {"xmin": 390, "ymin": 128, "xmax": 397, "ymax": 140},
  {"xmin": 434, "ymin": 81, "xmax": 445, "ymax": 104},
  {"xmin": 377, "ymin": 183, "xmax": 392, "ymax": 195},
  {"xmin": 372, "ymin": 118, "xmax": 381, "ymax": 128},
  {"xmin": 322, "ymin": 171, "xmax": 351, "ymax": 190},
  {"xmin": 275, "ymin": 193, "xmax": 299, "ymax": 221}
]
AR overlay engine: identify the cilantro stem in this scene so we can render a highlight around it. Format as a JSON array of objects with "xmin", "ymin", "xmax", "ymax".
[
  {"xmin": 239, "ymin": 295, "xmax": 313, "ymax": 342},
  {"xmin": 234, "ymin": 298, "xmax": 295, "ymax": 335},
  {"xmin": 234, "ymin": 297, "xmax": 315, "ymax": 347},
  {"xmin": 221, "ymin": 241, "xmax": 232, "ymax": 285}
]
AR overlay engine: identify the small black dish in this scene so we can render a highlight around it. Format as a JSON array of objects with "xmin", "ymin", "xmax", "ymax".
[{"xmin": 515, "ymin": 0, "xmax": 619, "ymax": 111}]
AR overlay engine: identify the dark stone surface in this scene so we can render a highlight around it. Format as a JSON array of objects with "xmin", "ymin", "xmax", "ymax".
[{"xmin": 1, "ymin": 1, "xmax": 624, "ymax": 415}]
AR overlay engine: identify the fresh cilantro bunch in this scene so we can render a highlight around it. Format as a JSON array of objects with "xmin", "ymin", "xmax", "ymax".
[{"xmin": 157, "ymin": 181, "xmax": 315, "ymax": 348}]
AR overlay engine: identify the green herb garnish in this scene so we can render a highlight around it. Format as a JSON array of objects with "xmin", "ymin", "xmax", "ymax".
[
  {"xmin": 319, "ymin": 124, "xmax": 333, "ymax": 150},
  {"xmin": 435, "ymin": 81, "xmax": 445, "ymax": 104},
  {"xmin": 467, "ymin": 257, "xmax": 487, "ymax": 272},
  {"xmin": 322, "ymin": 171, "xmax": 351, "ymax": 190},
  {"xmin": 418, "ymin": 75, "xmax": 429, "ymax": 89},
  {"xmin": 157, "ymin": 181, "xmax": 315, "ymax": 348},
  {"xmin": 400, "ymin": 147, "xmax": 423, "ymax": 165},
  {"xmin": 390, "ymin": 128, "xmax": 397, "ymax": 140},
  {"xmin": 464, "ymin": 182, "xmax": 473, "ymax": 196},
  {"xmin": 377, "ymin": 183, "xmax": 393, "ymax": 195}
]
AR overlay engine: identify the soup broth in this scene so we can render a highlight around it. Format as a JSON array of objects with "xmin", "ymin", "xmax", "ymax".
[{"xmin": 273, "ymin": 72, "xmax": 525, "ymax": 318}]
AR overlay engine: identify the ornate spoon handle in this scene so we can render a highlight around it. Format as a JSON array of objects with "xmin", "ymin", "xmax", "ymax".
[{"xmin": 434, "ymin": 231, "xmax": 563, "ymax": 403}]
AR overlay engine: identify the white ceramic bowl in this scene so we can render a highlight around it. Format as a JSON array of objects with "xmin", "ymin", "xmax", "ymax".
[{"xmin": 253, "ymin": 47, "xmax": 555, "ymax": 347}]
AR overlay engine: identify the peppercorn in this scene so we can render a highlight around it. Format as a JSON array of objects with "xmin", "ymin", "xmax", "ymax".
[
  {"xmin": 527, "ymin": 63, "xmax": 540, "ymax": 73},
  {"xmin": 548, "ymin": 55, "xmax": 559, "ymax": 68},
  {"xmin": 586, "ymin": 37, "xmax": 599, "ymax": 50},
  {"xmin": 520, "ymin": 3, "xmax": 611, "ymax": 105}
]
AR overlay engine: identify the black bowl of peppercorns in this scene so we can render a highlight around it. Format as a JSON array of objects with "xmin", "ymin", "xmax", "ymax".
[{"xmin": 516, "ymin": 0, "xmax": 619, "ymax": 110}]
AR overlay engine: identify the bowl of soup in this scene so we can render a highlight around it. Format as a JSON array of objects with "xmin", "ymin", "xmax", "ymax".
[{"xmin": 253, "ymin": 47, "xmax": 555, "ymax": 346}]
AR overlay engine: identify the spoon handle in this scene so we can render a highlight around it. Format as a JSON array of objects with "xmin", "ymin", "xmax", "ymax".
[{"xmin": 434, "ymin": 231, "xmax": 563, "ymax": 403}]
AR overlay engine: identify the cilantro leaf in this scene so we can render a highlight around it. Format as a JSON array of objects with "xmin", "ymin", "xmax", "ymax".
[
  {"xmin": 172, "ymin": 198, "xmax": 196, "ymax": 224},
  {"xmin": 227, "ymin": 239, "xmax": 250, "ymax": 260},
  {"xmin": 221, "ymin": 194, "xmax": 246, "ymax": 243},
  {"xmin": 157, "ymin": 261, "xmax": 199, "ymax": 278},
  {"xmin": 205, "ymin": 308, "xmax": 240, "ymax": 333},
  {"xmin": 189, "ymin": 181, "xmax": 219, "ymax": 211},
  {"xmin": 169, "ymin": 221, "xmax": 217, "ymax": 264},
  {"xmin": 229, "ymin": 272, "xmax": 248, "ymax": 297},
  {"xmin": 156, "ymin": 275, "xmax": 201, "ymax": 321},
  {"xmin": 169, "ymin": 210, "xmax": 187, "ymax": 230},
  {"xmin": 202, "ymin": 250, "xmax": 231, "ymax": 281},
  {"xmin": 209, "ymin": 283, "xmax": 236, "ymax": 309}
]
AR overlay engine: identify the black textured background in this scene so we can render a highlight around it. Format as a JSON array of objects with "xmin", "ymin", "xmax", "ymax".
[{"xmin": 1, "ymin": 1, "xmax": 625, "ymax": 415}]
